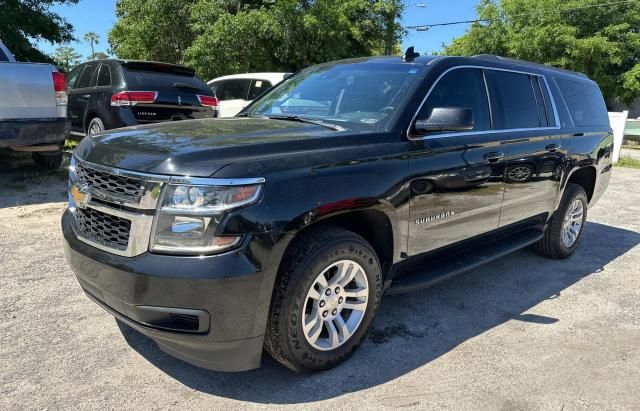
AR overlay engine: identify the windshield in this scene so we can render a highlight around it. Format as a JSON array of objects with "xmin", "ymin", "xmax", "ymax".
[{"xmin": 245, "ymin": 61, "xmax": 425, "ymax": 131}]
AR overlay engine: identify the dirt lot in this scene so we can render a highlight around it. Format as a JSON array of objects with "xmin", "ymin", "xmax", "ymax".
[{"xmin": 1, "ymin": 149, "xmax": 639, "ymax": 410}]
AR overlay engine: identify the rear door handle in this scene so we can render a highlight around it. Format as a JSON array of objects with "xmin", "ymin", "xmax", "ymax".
[
  {"xmin": 81, "ymin": 94, "xmax": 90, "ymax": 100},
  {"xmin": 545, "ymin": 143, "xmax": 561, "ymax": 152},
  {"xmin": 484, "ymin": 151, "xmax": 505, "ymax": 162}
]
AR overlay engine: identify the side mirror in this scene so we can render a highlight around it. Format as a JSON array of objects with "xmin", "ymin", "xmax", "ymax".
[{"xmin": 415, "ymin": 107, "xmax": 474, "ymax": 133}]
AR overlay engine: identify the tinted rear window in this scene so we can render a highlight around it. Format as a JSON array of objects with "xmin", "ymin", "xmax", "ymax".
[
  {"xmin": 487, "ymin": 71, "xmax": 543, "ymax": 129},
  {"xmin": 123, "ymin": 67, "xmax": 208, "ymax": 93},
  {"xmin": 555, "ymin": 77, "xmax": 609, "ymax": 127},
  {"xmin": 217, "ymin": 79, "xmax": 251, "ymax": 100}
]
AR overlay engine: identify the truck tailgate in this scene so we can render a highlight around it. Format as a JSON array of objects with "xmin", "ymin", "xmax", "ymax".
[{"xmin": 0, "ymin": 63, "xmax": 58, "ymax": 120}]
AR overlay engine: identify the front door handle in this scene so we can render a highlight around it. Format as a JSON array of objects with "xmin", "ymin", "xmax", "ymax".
[
  {"xmin": 484, "ymin": 151, "xmax": 505, "ymax": 162},
  {"xmin": 545, "ymin": 143, "xmax": 561, "ymax": 152},
  {"xmin": 81, "ymin": 94, "xmax": 90, "ymax": 100}
]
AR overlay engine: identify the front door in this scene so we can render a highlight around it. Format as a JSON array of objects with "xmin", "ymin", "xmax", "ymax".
[
  {"xmin": 407, "ymin": 67, "xmax": 506, "ymax": 255},
  {"xmin": 68, "ymin": 62, "xmax": 99, "ymax": 132}
]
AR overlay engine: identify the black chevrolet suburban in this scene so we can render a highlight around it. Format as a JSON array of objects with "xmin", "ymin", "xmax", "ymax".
[{"xmin": 62, "ymin": 54, "xmax": 613, "ymax": 372}]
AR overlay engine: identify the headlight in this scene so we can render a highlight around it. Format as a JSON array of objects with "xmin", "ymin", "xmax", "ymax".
[{"xmin": 150, "ymin": 183, "xmax": 262, "ymax": 255}]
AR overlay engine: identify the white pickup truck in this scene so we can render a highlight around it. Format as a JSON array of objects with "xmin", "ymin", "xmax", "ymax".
[{"xmin": 0, "ymin": 40, "xmax": 70, "ymax": 169}]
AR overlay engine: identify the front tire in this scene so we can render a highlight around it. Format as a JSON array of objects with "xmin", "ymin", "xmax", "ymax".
[
  {"xmin": 265, "ymin": 226, "xmax": 382, "ymax": 372},
  {"xmin": 535, "ymin": 183, "xmax": 588, "ymax": 259}
]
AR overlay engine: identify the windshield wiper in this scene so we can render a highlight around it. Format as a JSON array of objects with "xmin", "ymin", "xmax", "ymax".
[{"xmin": 267, "ymin": 115, "xmax": 346, "ymax": 132}]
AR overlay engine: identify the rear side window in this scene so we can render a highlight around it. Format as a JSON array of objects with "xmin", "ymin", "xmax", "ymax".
[
  {"xmin": 96, "ymin": 64, "xmax": 112, "ymax": 87},
  {"xmin": 248, "ymin": 79, "xmax": 273, "ymax": 100},
  {"xmin": 419, "ymin": 68, "xmax": 491, "ymax": 132},
  {"xmin": 555, "ymin": 77, "xmax": 609, "ymax": 127},
  {"xmin": 217, "ymin": 79, "xmax": 251, "ymax": 100},
  {"xmin": 487, "ymin": 71, "xmax": 543, "ymax": 129},
  {"xmin": 76, "ymin": 63, "xmax": 99, "ymax": 88}
]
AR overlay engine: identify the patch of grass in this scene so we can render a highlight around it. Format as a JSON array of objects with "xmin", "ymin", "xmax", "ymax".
[
  {"xmin": 615, "ymin": 156, "xmax": 640, "ymax": 169},
  {"xmin": 64, "ymin": 139, "xmax": 80, "ymax": 151}
]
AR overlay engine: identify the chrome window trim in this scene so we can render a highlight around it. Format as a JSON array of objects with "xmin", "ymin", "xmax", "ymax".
[{"xmin": 407, "ymin": 65, "xmax": 561, "ymax": 141}]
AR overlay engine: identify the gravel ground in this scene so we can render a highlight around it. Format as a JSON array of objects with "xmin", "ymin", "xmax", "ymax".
[
  {"xmin": 620, "ymin": 147, "xmax": 640, "ymax": 160},
  {"xmin": 1, "ymin": 149, "xmax": 639, "ymax": 410}
]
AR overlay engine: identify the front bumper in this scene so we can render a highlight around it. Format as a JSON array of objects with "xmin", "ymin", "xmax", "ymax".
[{"xmin": 62, "ymin": 210, "xmax": 280, "ymax": 371}]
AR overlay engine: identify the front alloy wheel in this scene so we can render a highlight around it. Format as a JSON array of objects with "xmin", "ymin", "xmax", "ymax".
[
  {"xmin": 302, "ymin": 260, "xmax": 369, "ymax": 351},
  {"xmin": 265, "ymin": 226, "xmax": 382, "ymax": 372}
]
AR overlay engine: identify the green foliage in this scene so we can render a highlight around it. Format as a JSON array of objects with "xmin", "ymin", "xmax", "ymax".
[
  {"xmin": 0, "ymin": 0, "xmax": 79, "ymax": 62},
  {"xmin": 108, "ymin": 0, "xmax": 404, "ymax": 80},
  {"xmin": 109, "ymin": 0, "xmax": 197, "ymax": 63},
  {"xmin": 444, "ymin": 0, "xmax": 640, "ymax": 104},
  {"xmin": 53, "ymin": 46, "xmax": 81, "ymax": 72},
  {"xmin": 615, "ymin": 156, "xmax": 640, "ymax": 168},
  {"xmin": 92, "ymin": 51, "xmax": 110, "ymax": 60}
]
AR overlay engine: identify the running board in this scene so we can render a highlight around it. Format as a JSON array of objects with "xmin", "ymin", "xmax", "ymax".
[{"xmin": 387, "ymin": 228, "xmax": 544, "ymax": 295}]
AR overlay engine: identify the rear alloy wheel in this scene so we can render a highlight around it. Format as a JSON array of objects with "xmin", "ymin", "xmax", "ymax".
[
  {"xmin": 265, "ymin": 227, "xmax": 382, "ymax": 372},
  {"xmin": 535, "ymin": 183, "xmax": 588, "ymax": 259},
  {"xmin": 87, "ymin": 117, "xmax": 105, "ymax": 136}
]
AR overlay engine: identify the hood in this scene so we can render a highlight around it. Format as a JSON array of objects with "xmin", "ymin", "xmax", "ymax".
[{"xmin": 74, "ymin": 118, "xmax": 344, "ymax": 176}]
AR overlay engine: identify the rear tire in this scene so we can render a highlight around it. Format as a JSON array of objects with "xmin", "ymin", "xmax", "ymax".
[
  {"xmin": 535, "ymin": 183, "xmax": 588, "ymax": 259},
  {"xmin": 32, "ymin": 151, "xmax": 63, "ymax": 170},
  {"xmin": 265, "ymin": 226, "xmax": 382, "ymax": 372},
  {"xmin": 87, "ymin": 117, "xmax": 105, "ymax": 136}
]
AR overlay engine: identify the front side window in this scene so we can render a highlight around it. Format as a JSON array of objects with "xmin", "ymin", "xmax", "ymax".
[
  {"xmin": 65, "ymin": 65, "xmax": 82, "ymax": 89},
  {"xmin": 247, "ymin": 62, "xmax": 425, "ymax": 131},
  {"xmin": 96, "ymin": 64, "xmax": 112, "ymax": 87},
  {"xmin": 418, "ymin": 68, "xmax": 491, "ymax": 133},
  {"xmin": 487, "ymin": 71, "xmax": 543, "ymax": 129},
  {"xmin": 76, "ymin": 63, "xmax": 98, "ymax": 88}
]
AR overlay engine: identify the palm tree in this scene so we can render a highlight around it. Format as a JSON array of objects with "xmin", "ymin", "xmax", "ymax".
[{"xmin": 83, "ymin": 32, "xmax": 100, "ymax": 60}]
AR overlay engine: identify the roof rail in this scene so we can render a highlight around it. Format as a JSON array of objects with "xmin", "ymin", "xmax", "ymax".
[{"xmin": 470, "ymin": 54, "xmax": 589, "ymax": 79}]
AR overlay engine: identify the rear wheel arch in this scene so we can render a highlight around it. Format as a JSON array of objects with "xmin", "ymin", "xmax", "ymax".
[{"xmin": 564, "ymin": 166, "xmax": 596, "ymax": 203}]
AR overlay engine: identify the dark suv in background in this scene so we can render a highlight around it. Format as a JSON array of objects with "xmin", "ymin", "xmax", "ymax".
[{"xmin": 66, "ymin": 60, "xmax": 218, "ymax": 136}]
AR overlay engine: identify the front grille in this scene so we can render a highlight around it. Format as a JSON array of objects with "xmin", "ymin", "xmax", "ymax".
[
  {"xmin": 76, "ymin": 161, "xmax": 143, "ymax": 202},
  {"xmin": 75, "ymin": 207, "xmax": 131, "ymax": 250}
]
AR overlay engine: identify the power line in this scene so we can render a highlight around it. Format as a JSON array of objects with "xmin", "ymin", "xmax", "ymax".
[{"xmin": 406, "ymin": 0, "xmax": 639, "ymax": 30}]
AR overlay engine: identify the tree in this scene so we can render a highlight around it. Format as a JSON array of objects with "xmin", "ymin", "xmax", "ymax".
[
  {"xmin": 92, "ymin": 51, "xmax": 109, "ymax": 60},
  {"xmin": 444, "ymin": 0, "xmax": 640, "ymax": 105},
  {"xmin": 108, "ymin": 0, "xmax": 406, "ymax": 80},
  {"xmin": 0, "ymin": 0, "xmax": 79, "ymax": 62},
  {"xmin": 53, "ymin": 46, "xmax": 81, "ymax": 72},
  {"xmin": 83, "ymin": 31, "xmax": 99, "ymax": 60},
  {"xmin": 109, "ymin": 0, "xmax": 196, "ymax": 64}
]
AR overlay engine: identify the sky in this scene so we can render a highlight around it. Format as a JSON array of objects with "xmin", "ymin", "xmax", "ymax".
[{"xmin": 37, "ymin": 0, "xmax": 480, "ymax": 59}]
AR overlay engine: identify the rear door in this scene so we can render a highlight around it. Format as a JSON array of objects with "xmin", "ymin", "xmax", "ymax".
[
  {"xmin": 484, "ymin": 69, "xmax": 565, "ymax": 227},
  {"xmin": 68, "ymin": 62, "xmax": 99, "ymax": 131},
  {"xmin": 121, "ymin": 62, "xmax": 216, "ymax": 123}
]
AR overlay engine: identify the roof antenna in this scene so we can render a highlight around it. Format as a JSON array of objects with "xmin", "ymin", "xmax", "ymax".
[{"xmin": 403, "ymin": 46, "xmax": 420, "ymax": 62}]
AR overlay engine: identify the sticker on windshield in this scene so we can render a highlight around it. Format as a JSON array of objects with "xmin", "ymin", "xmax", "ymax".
[
  {"xmin": 408, "ymin": 69, "xmax": 418, "ymax": 74},
  {"xmin": 360, "ymin": 118, "xmax": 379, "ymax": 124}
]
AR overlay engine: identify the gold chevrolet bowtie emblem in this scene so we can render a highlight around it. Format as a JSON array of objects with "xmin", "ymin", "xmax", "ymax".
[{"xmin": 70, "ymin": 183, "xmax": 91, "ymax": 209}]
